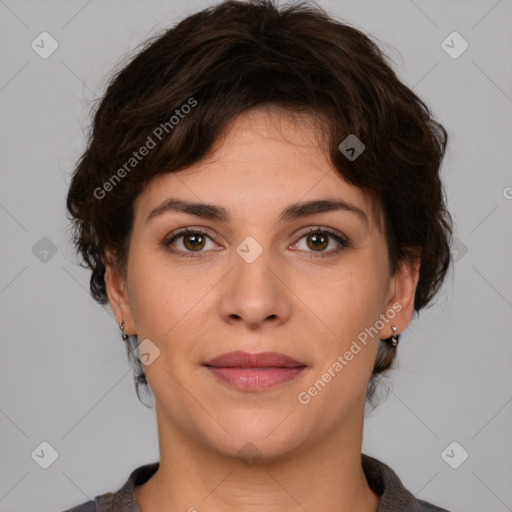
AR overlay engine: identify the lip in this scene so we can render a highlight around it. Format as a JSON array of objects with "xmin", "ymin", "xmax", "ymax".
[
  {"xmin": 203, "ymin": 351, "xmax": 307, "ymax": 391},
  {"xmin": 203, "ymin": 351, "xmax": 306, "ymax": 368}
]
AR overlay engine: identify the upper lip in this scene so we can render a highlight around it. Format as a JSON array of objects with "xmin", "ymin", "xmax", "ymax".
[{"xmin": 203, "ymin": 351, "xmax": 306, "ymax": 368}]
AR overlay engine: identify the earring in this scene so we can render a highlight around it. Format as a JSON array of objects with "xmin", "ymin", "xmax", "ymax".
[
  {"xmin": 119, "ymin": 320, "xmax": 128, "ymax": 340},
  {"xmin": 391, "ymin": 325, "xmax": 399, "ymax": 348}
]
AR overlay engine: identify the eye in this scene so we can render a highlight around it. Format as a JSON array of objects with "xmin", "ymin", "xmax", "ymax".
[
  {"xmin": 164, "ymin": 228, "xmax": 217, "ymax": 257},
  {"xmin": 291, "ymin": 228, "xmax": 349, "ymax": 258},
  {"xmin": 163, "ymin": 226, "xmax": 350, "ymax": 259}
]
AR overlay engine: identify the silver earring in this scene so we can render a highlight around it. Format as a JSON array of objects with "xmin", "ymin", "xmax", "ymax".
[
  {"xmin": 119, "ymin": 320, "xmax": 128, "ymax": 340},
  {"xmin": 391, "ymin": 325, "xmax": 399, "ymax": 347}
]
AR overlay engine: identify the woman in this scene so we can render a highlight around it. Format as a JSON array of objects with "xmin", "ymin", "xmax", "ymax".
[{"xmin": 64, "ymin": 0, "xmax": 453, "ymax": 510}]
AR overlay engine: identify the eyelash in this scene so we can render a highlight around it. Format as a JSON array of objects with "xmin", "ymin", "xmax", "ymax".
[{"xmin": 162, "ymin": 227, "xmax": 350, "ymax": 259}]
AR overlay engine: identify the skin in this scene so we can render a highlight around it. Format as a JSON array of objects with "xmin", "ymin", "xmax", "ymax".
[{"xmin": 105, "ymin": 105, "xmax": 420, "ymax": 512}]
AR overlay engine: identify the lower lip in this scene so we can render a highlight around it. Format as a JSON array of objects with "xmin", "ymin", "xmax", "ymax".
[{"xmin": 205, "ymin": 366, "xmax": 306, "ymax": 391}]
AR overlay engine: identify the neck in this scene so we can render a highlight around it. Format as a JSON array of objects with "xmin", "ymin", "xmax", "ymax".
[{"xmin": 134, "ymin": 404, "xmax": 380, "ymax": 512}]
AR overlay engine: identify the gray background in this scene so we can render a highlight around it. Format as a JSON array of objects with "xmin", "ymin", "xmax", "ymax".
[{"xmin": 0, "ymin": 1, "xmax": 511, "ymax": 511}]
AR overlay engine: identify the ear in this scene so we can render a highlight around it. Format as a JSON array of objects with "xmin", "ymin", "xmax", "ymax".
[
  {"xmin": 380, "ymin": 250, "xmax": 421, "ymax": 339},
  {"xmin": 104, "ymin": 255, "xmax": 136, "ymax": 336}
]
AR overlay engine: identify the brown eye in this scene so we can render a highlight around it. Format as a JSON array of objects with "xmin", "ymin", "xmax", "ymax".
[
  {"xmin": 293, "ymin": 228, "xmax": 349, "ymax": 258},
  {"xmin": 165, "ymin": 229, "xmax": 216, "ymax": 256},
  {"xmin": 306, "ymin": 232, "xmax": 329, "ymax": 251},
  {"xmin": 182, "ymin": 233, "xmax": 206, "ymax": 251}
]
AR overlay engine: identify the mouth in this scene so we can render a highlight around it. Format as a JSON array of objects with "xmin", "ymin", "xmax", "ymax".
[{"xmin": 203, "ymin": 351, "xmax": 307, "ymax": 391}]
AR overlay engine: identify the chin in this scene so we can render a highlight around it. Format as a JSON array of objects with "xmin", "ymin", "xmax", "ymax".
[{"xmin": 199, "ymin": 413, "xmax": 308, "ymax": 465}]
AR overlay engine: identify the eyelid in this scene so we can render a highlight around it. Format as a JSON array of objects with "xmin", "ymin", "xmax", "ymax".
[{"xmin": 294, "ymin": 226, "xmax": 348, "ymax": 242}]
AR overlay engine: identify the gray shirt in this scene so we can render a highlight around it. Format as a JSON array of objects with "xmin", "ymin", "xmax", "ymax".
[{"xmin": 61, "ymin": 454, "xmax": 451, "ymax": 512}]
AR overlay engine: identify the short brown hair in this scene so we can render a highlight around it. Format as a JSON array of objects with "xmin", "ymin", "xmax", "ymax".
[{"xmin": 66, "ymin": 0, "xmax": 453, "ymax": 406}]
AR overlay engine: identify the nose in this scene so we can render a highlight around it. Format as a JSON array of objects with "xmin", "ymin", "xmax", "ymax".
[{"xmin": 219, "ymin": 245, "xmax": 292, "ymax": 330}]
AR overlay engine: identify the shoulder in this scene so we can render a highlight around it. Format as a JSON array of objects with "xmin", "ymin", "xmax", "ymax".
[
  {"xmin": 362, "ymin": 453, "xmax": 452, "ymax": 512},
  {"xmin": 57, "ymin": 461, "xmax": 159, "ymax": 512},
  {"xmin": 60, "ymin": 501, "xmax": 96, "ymax": 512},
  {"xmin": 415, "ymin": 499, "xmax": 452, "ymax": 511}
]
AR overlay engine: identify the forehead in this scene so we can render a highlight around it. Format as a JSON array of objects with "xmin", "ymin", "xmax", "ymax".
[{"xmin": 134, "ymin": 106, "xmax": 381, "ymax": 229}]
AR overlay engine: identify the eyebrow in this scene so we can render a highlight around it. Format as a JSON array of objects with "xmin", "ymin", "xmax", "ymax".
[{"xmin": 145, "ymin": 197, "xmax": 368, "ymax": 225}]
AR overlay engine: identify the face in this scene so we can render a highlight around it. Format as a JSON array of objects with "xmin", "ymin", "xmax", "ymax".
[{"xmin": 106, "ymin": 106, "xmax": 419, "ymax": 461}]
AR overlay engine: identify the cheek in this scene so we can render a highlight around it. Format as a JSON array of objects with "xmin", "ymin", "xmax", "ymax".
[
  {"xmin": 312, "ymin": 259, "xmax": 386, "ymax": 334},
  {"xmin": 126, "ymin": 250, "xmax": 216, "ymax": 341},
  {"xmin": 302, "ymin": 273, "xmax": 382, "ymax": 399},
  {"xmin": 305, "ymin": 259, "xmax": 386, "ymax": 394},
  {"xmin": 126, "ymin": 247, "xmax": 174, "ymax": 336},
  {"xmin": 129, "ymin": 278, "xmax": 188, "ymax": 339}
]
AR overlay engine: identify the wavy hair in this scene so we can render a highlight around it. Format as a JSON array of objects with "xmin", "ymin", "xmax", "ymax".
[{"xmin": 66, "ymin": 0, "xmax": 453, "ymax": 406}]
